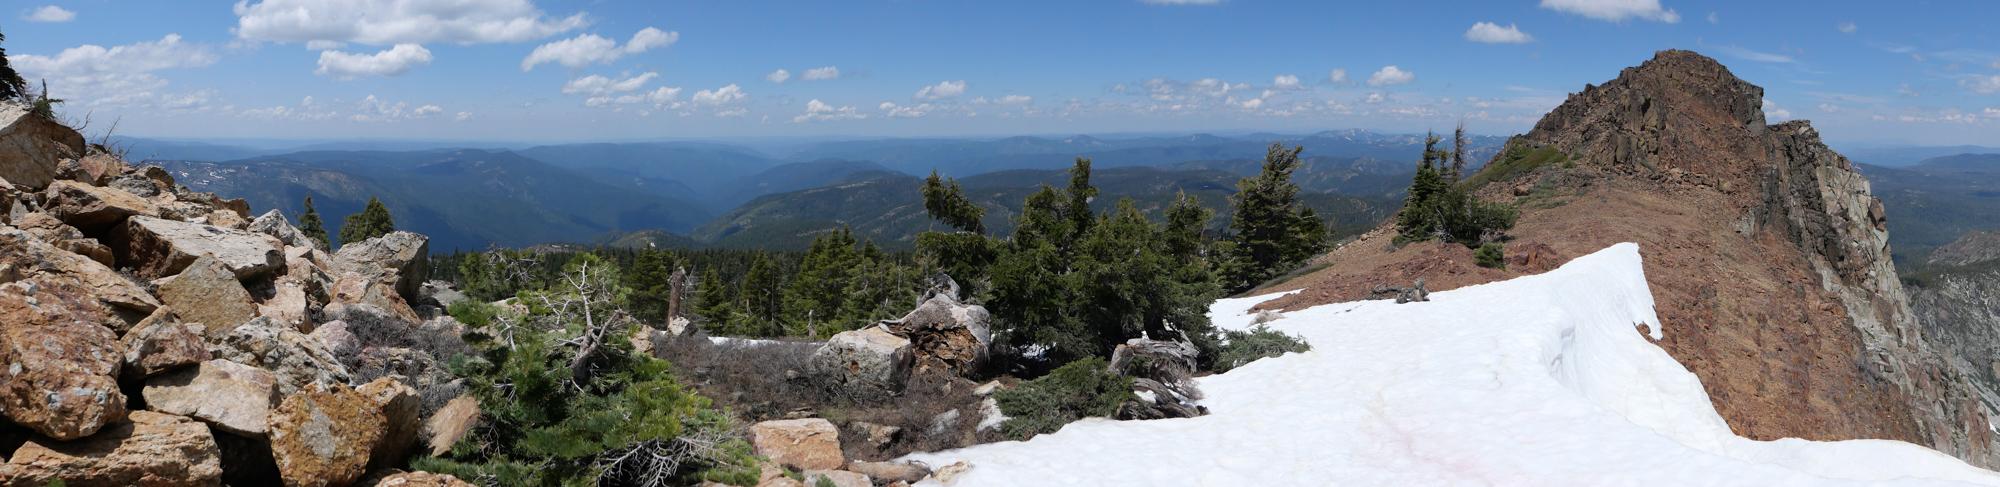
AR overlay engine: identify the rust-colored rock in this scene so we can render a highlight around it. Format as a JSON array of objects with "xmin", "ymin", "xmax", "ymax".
[
  {"xmin": 43, "ymin": 179, "xmax": 158, "ymax": 231},
  {"xmin": 269, "ymin": 382, "xmax": 388, "ymax": 487},
  {"xmin": 109, "ymin": 215, "xmax": 284, "ymax": 280},
  {"xmin": 750, "ymin": 418, "xmax": 845, "ymax": 471},
  {"xmin": 0, "ymin": 102, "xmax": 86, "ymax": 190},
  {"xmin": 143, "ymin": 359, "xmax": 280, "ymax": 437},
  {"xmin": 0, "ymin": 278, "xmax": 127, "ymax": 440},
  {"xmin": 0, "ymin": 225, "xmax": 160, "ymax": 322},
  {"xmin": 120, "ymin": 307, "xmax": 211, "ymax": 377},
  {"xmin": 1, "ymin": 410, "xmax": 223, "ymax": 486},
  {"xmin": 358, "ymin": 377, "xmax": 422, "ymax": 471}
]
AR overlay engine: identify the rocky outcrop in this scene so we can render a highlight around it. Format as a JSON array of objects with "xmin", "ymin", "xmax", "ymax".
[
  {"xmin": 809, "ymin": 326, "xmax": 914, "ymax": 396},
  {"xmin": 251, "ymin": 209, "xmax": 318, "ymax": 250},
  {"xmin": 802, "ymin": 470, "xmax": 871, "ymax": 487},
  {"xmin": 878, "ymin": 286, "xmax": 993, "ymax": 377},
  {"xmin": 750, "ymin": 418, "xmax": 845, "ymax": 471},
  {"xmin": 111, "ymin": 215, "xmax": 284, "ymax": 280},
  {"xmin": 1, "ymin": 410, "xmax": 224, "ymax": 486},
  {"xmin": 268, "ymin": 382, "xmax": 387, "ymax": 487},
  {"xmin": 358, "ymin": 377, "xmax": 422, "ymax": 471},
  {"xmin": 143, "ymin": 359, "xmax": 281, "ymax": 437},
  {"xmin": 1910, "ymin": 233, "xmax": 2000, "ymax": 432},
  {"xmin": 15, "ymin": 211, "xmax": 117, "ymax": 265},
  {"xmin": 333, "ymin": 231, "xmax": 430, "ymax": 299},
  {"xmin": 157, "ymin": 255, "xmax": 260, "ymax": 338},
  {"xmin": 1108, "ymin": 337, "xmax": 1207, "ymax": 420},
  {"xmin": 0, "ymin": 278, "xmax": 128, "ymax": 440},
  {"xmin": 0, "ymin": 102, "xmax": 85, "ymax": 190},
  {"xmin": 845, "ymin": 460, "xmax": 930, "ymax": 485},
  {"xmin": 1929, "ymin": 231, "xmax": 2000, "ymax": 268}
]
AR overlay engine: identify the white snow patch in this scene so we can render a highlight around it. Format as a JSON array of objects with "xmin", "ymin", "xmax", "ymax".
[{"xmin": 906, "ymin": 243, "xmax": 2000, "ymax": 485}]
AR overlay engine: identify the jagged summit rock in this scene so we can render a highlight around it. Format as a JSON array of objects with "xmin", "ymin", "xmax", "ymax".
[
  {"xmin": 0, "ymin": 102, "xmax": 85, "ymax": 190},
  {"xmin": 1253, "ymin": 49, "xmax": 2000, "ymax": 468}
]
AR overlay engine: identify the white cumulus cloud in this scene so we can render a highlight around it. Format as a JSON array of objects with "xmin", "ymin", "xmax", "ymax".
[
  {"xmin": 1465, "ymin": 22, "xmax": 1533, "ymax": 44},
  {"xmin": 767, "ymin": 69, "xmax": 791, "ymax": 84},
  {"xmin": 1837, "ymin": 22, "xmax": 1857, "ymax": 34},
  {"xmin": 1140, "ymin": 0, "xmax": 1221, "ymax": 4},
  {"xmin": 521, "ymin": 27, "xmax": 678, "ymax": 71},
  {"xmin": 996, "ymin": 95, "xmax": 1033, "ymax": 105},
  {"xmin": 12, "ymin": 34, "xmax": 219, "ymax": 108},
  {"xmin": 316, "ymin": 44, "xmax": 433, "ymax": 78},
  {"xmin": 234, "ymin": 0, "xmax": 587, "ymax": 45},
  {"xmin": 1367, "ymin": 66, "xmax": 1415, "ymax": 87},
  {"xmin": 24, "ymin": 5, "xmax": 75, "ymax": 22},
  {"xmin": 1328, "ymin": 69, "xmax": 1347, "ymax": 83},
  {"xmin": 562, "ymin": 72, "xmax": 658, "ymax": 96},
  {"xmin": 803, "ymin": 66, "xmax": 841, "ymax": 81},
  {"xmin": 916, "ymin": 80, "xmax": 967, "ymax": 99},
  {"xmin": 693, "ymin": 84, "xmax": 747, "ymax": 106},
  {"xmin": 794, "ymin": 99, "xmax": 865, "ymax": 122},
  {"xmin": 1273, "ymin": 74, "xmax": 1302, "ymax": 90},
  {"xmin": 1964, "ymin": 75, "xmax": 2000, "ymax": 95},
  {"xmin": 1538, "ymin": 0, "xmax": 1679, "ymax": 23}
]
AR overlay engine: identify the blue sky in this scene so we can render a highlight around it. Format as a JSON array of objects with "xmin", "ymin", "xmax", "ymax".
[{"xmin": 5, "ymin": 0, "xmax": 1997, "ymax": 145}]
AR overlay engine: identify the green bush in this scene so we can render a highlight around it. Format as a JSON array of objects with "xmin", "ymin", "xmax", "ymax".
[
  {"xmin": 994, "ymin": 357, "xmax": 1133, "ymax": 439},
  {"xmin": 446, "ymin": 300, "xmax": 501, "ymax": 328},
  {"xmin": 1214, "ymin": 326, "xmax": 1311, "ymax": 372},
  {"xmin": 1475, "ymin": 243, "xmax": 1506, "ymax": 269}
]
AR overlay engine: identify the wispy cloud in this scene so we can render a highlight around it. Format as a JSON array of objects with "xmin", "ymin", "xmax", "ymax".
[
  {"xmin": 1538, "ymin": 0, "xmax": 1679, "ymax": 23},
  {"xmin": 1715, "ymin": 45, "xmax": 1796, "ymax": 64},
  {"xmin": 1464, "ymin": 22, "xmax": 1533, "ymax": 44}
]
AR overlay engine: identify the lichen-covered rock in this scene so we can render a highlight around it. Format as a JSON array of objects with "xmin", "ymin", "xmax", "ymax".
[
  {"xmin": 261, "ymin": 275, "xmax": 318, "ymax": 331},
  {"xmin": 332, "ymin": 231, "xmax": 430, "ymax": 299},
  {"xmin": 211, "ymin": 317, "xmax": 352, "ymax": 396},
  {"xmin": 332, "ymin": 270, "xmax": 424, "ymax": 325},
  {"xmin": 252, "ymin": 209, "xmax": 320, "ymax": 251},
  {"xmin": 269, "ymin": 382, "xmax": 387, "ymax": 487},
  {"xmin": 422, "ymin": 395, "xmax": 481, "ymax": 457},
  {"xmin": 357, "ymin": 377, "xmax": 421, "ymax": 471},
  {"xmin": 157, "ymin": 255, "xmax": 260, "ymax": 338},
  {"xmin": 310, "ymin": 320, "xmax": 361, "ymax": 364},
  {"xmin": 808, "ymin": 326, "xmax": 913, "ymax": 396},
  {"xmin": 43, "ymin": 179, "xmax": 158, "ymax": 231},
  {"xmin": 0, "ymin": 102, "xmax": 86, "ymax": 190},
  {"xmin": 0, "ymin": 225, "xmax": 159, "ymax": 321},
  {"xmin": 143, "ymin": 359, "xmax": 280, "ymax": 437},
  {"xmin": 845, "ymin": 460, "xmax": 929, "ymax": 485},
  {"xmin": 120, "ymin": 308, "xmax": 210, "ymax": 378},
  {"xmin": 0, "ymin": 278, "xmax": 128, "ymax": 441},
  {"xmin": 110, "ymin": 215, "xmax": 284, "ymax": 280},
  {"xmin": 1, "ymin": 410, "xmax": 224, "ymax": 487},
  {"xmin": 802, "ymin": 470, "xmax": 871, "ymax": 487},
  {"xmin": 749, "ymin": 418, "xmax": 845, "ymax": 471},
  {"xmin": 362, "ymin": 471, "xmax": 476, "ymax": 487}
]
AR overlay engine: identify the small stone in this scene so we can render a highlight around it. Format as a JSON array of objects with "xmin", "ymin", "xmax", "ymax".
[{"xmin": 750, "ymin": 418, "xmax": 845, "ymax": 471}]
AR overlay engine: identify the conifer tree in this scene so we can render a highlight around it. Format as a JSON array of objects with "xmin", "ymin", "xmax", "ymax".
[
  {"xmin": 0, "ymin": 32, "xmax": 27, "ymax": 102},
  {"xmin": 693, "ymin": 268, "xmax": 738, "ymax": 331},
  {"xmin": 1063, "ymin": 158, "xmax": 1097, "ymax": 238},
  {"xmin": 738, "ymin": 253, "xmax": 785, "ymax": 336},
  {"xmin": 1450, "ymin": 123, "xmax": 1469, "ymax": 182},
  {"xmin": 1218, "ymin": 143, "xmax": 1326, "ymax": 292},
  {"xmin": 921, "ymin": 170, "xmax": 985, "ymax": 234},
  {"xmin": 339, "ymin": 197, "xmax": 397, "ymax": 246},
  {"xmin": 917, "ymin": 170, "xmax": 998, "ymax": 288},
  {"xmin": 625, "ymin": 250, "xmax": 679, "ymax": 324},
  {"xmin": 784, "ymin": 228, "xmax": 860, "ymax": 334},
  {"xmin": 298, "ymin": 196, "xmax": 330, "ymax": 250}
]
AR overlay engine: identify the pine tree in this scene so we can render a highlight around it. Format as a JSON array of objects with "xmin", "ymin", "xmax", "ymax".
[
  {"xmin": 625, "ymin": 250, "xmax": 679, "ymax": 324},
  {"xmin": 693, "ymin": 268, "xmax": 738, "ymax": 331},
  {"xmin": 784, "ymin": 228, "xmax": 861, "ymax": 335},
  {"xmin": 339, "ymin": 197, "xmax": 396, "ymax": 246},
  {"xmin": 738, "ymin": 253, "xmax": 785, "ymax": 337},
  {"xmin": 0, "ymin": 32, "xmax": 27, "ymax": 102},
  {"xmin": 917, "ymin": 170, "xmax": 998, "ymax": 288},
  {"xmin": 1063, "ymin": 158, "xmax": 1097, "ymax": 238},
  {"xmin": 921, "ymin": 170, "xmax": 986, "ymax": 234},
  {"xmin": 1218, "ymin": 143, "xmax": 1326, "ymax": 292},
  {"xmin": 298, "ymin": 196, "xmax": 330, "ymax": 250},
  {"xmin": 1450, "ymin": 123, "xmax": 1469, "ymax": 182}
]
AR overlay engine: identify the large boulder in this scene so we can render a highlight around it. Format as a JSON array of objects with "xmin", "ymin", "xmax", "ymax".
[
  {"xmin": 422, "ymin": 395, "xmax": 481, "ymax": 457},
  {"xmin": 0, "ymin": 225, "xmax": 160, "ymax": 321},
  {"xmin": 110, "ymin": 215, "xmax": 284, "ymax": 280},
  {"xmin": 0, "ymin": 278, "xmax": 128, "ymax": 441},
  {"xmin": 261, "ymin": 275, "xmax": 317, "ymax": 330},
  {"xmin": 120, "ymin": 308, "xmax": 211, "ymax": 378},
  {"xmin": 0, "ymin": 102, "xmax": 86, "ymax": 190},
  {"xmin": 417, "ymin": 280, "xmax": 468, "ymax": 309},
  {"xmin": 269, "ymin": 382, "xmax": 387, "ymax": 487},
  {"xmin": 358, "ymin": 377, "xmax": 422, "ymax": 471},
  {"xmin": 333, "ymin": 231, "xmax": 430, "ymax": 298},
  {"xmin": 749, "ymin": 418, "xmax": 845, "ymax": 471},
  {"xmin": 808, "ymin": 326, "xmax": 914, "ymax": 396},
  {"xmin": 0, "ymin": 410, "xmax": 224, "ymax": 486},
  {"xmin": 845, "ymin": 460, "xmax": 930, "ymax": 485},
  {"xmin": 252, "ymin": 209, "xmax": 320, "ymax": 251},
  {"xmin": 142, "ymin": 359, "xmax": 281, "ymax": 437},
  {"xmin": 1108, "ymin": 337, "xmax": 1206, "ymax": 420},
  {"xmin": 211, "ymin": 317, "xmax": 352, "ymax": 396},
  {"xmin": 56, "ymin": 151, "xmax": 127, "ymax": 185},
  {"xmin": 802, "ymin": 470, "xmax": 871, "ymax": 487},
  {"xmin": 43, "ymin": 179, "xmax": 158, "ymax": 232},
  {"xmin": 157, "ymin": 255, "xmax": 260, "ymax": 338},
  {"xmin": 332, "ymin": 270, "xmax": 424, "ymax": 325},
  {"xmin": 879, "ymin": 290, "xmax": 993, "ymax": 377}
]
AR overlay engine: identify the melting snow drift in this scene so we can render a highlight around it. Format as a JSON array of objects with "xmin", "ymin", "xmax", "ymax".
[{"xmin": 906, "ymin": 243, "xmax": 2000, "ymax": 486}]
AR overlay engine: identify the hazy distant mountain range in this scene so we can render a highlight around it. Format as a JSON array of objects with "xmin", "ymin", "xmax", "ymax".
[
  {"xmin": 1857, "ymin": 153, "xmax": 2000, "ymax": 268},
  {"xmin": 125, "ymin": 131, "xmax": 1998, "ymax": 252}
]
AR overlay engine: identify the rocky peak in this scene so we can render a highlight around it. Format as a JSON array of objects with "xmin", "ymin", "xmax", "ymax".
[
  {"xmin": 1524, "ymin": 49, "xmax": 1771, "ymax": 185},
  {"xmin": 1929, "ymin": 231, "xmax": 2000, "ymax": 268}
]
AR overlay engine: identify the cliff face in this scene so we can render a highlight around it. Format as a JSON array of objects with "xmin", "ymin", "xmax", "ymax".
[
  {"xmin": 1912, "ymin": 232, "xmax": 2000, "ymax": 441},
  {"xmin": 1257, "ymin": 50, "xmax": 2000, "ymax": 466}
]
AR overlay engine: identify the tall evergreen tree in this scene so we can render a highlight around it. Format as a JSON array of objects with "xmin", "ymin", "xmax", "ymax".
[
  {"xmin": 693, "ymin": 267, "xmax": 738, "ymax": 331},
  {"xmin": 737, "ymin": 253, "xmax": 785, "ymax": 336},
  {"xmin": 920, "ymin": 170, "xmax": 986, "ymax": 234},
  {"xmin": 298, "ymin": 196, "xmax": 330, "ymax": 250},
  {"xmin": 784, "ymin": 228, "xmax": 861, "ymax": 335},
  {"xmin": 339, "ymin": 197, "xmax": 397, "ymax": 246},
  {"xmin": 1450, "ymin": 123, "xmax": 1469, "ymax": 182},
  {"xmin": 0, "ymin": 32, "xmax": 27, "ymax": 102},
  {"xmin": 917, "ymin": 170, "xmax": 998, "ymax": 288},
  {"xmin": 1218, "ymin": 143, "xmax": 1326, "ymax": 292},
  {"xmin": 625, "ymin": 250, "xmax": 679, "ymax": 324},
  {"xmin": 1063, "ymin": 158, "xmax": 1097, "ymax": 238}
]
